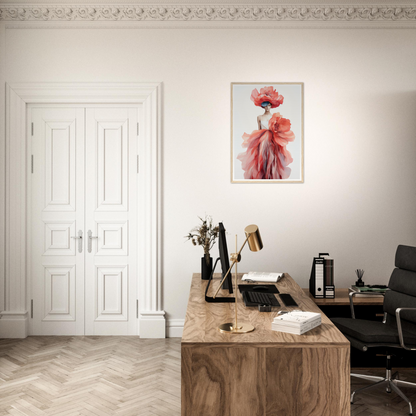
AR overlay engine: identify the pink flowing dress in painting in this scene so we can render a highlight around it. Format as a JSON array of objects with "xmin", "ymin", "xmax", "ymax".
[{"xmin": 237, "ymin": 112, "xmax": 295, "ymax": 180}]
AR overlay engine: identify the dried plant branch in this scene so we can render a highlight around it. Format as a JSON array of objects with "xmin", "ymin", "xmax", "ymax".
[{"xmin": 185, "ymin": 215, "xmax": 219, "ymax": 264}]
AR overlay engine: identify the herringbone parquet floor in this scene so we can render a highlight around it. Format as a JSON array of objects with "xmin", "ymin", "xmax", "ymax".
[
  {"xmin": 1, "ymin": 337, "xmax": 415, "ymax": 416},
  {"xmin": 0, "ymin": 337, "xmax": 181, "ymax": 416},
  {"xmin": 351, "ymin": 367, "xmax": 416, "ymax": 416}
]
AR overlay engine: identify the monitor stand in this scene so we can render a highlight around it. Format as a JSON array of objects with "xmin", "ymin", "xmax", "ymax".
[{"xmin": 205, "ymin": 258, "xmax": 235, "ymax": 303}]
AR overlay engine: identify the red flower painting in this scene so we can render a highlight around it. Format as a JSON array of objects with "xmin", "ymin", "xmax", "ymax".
[{"xmin": 237, "ymin": 87, "xmax": 295, "ymax": 180}]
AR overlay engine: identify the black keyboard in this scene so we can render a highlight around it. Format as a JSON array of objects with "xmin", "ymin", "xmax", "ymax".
[{"xmin": 243, "ymin": 291, "xmax": 280, "ymax": 307}]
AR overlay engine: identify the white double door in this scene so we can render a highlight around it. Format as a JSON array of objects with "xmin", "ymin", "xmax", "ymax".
[{"xmin": 30, "ymin": 106, "xmax": 139, "ymax": 335}]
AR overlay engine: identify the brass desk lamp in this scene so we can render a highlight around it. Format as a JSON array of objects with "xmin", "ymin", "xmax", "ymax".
[{"xmin": 213, "ymin": 224, "xmax": 263, "ymax": 334}]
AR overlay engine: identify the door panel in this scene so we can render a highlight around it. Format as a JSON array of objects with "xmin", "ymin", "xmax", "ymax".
[
  {"xmin": 95, "ymin": 221, "xmax": 128, "ymax": 256},
  {"xmin": 43, "ymin": 265, "xmax": 76, "ymax": 321},
  {"xmin": 43, "ymin": 221, "xmax": 76, "ymax": 256},
  {"xmin": 85, "ymin": 108, "xmax": 138, "ymax": 335},
  {"xmin": 31, "ymin": 107, "xmax": 85, "ymax": 335},
  {"xmin": 96, "ymin": 120, "xmax": 128, "ymax": 211},
  {"xmin": 96, "ymin": 265, "xmax": 128, "ymax": 321},
  {"xmin": 44, "ymin": 121, "xmax": 77, "ymax": 211}
]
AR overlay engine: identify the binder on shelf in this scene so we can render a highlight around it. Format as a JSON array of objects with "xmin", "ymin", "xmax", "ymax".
[{"xmin": 309, "ymin": 253, "xmax": 335, "ymax": 299}]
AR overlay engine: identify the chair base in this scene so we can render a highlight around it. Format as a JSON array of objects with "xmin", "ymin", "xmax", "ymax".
[{"xmin": 351, "ymin": 359, "xmax": 416, "ymax": 415}]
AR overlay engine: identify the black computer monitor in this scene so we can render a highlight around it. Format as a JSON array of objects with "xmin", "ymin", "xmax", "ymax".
[
  {"xmin": 204, "ymin": 222, "xmax": 234, "ymax": 302},
  {"xmin": 218, "ymin": 222, "xmax": 233, "ymax": 293}
]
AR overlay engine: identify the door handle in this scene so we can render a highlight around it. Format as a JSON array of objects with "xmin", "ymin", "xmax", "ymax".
[
  {"xmin": 71, "ymin": 230, "xmax": 83, "ymax": 253},
  {"xmin": 88, "ymin": 230, "xmax": 98, "ymax": 253}
]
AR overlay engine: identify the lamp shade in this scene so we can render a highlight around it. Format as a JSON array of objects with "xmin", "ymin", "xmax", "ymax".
[{"xmin": 244, "ymin": 225, "xmax": 263, "ymax": 252}]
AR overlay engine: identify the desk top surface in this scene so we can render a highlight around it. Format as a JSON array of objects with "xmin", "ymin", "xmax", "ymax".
[{"xmin": 182, "ymin": 273, "xmax": 349, "ymax": 346}]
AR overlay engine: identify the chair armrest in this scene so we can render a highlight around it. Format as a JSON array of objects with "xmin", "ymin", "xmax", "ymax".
[
  {"xmin": 349, "ymin": 290, "xmax": 387, "ymax": 319},
  {"xmin": 395, "ymin": 308, "xmax": 416, "ymax": 351}
]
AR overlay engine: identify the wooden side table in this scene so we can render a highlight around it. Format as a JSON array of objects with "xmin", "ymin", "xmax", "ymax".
[
  {"xmin": 303, "ymin": 288, "xmax": 385, "ymax": 322},
  {"xmin": 303, "ymin": 288, "xmax": 384, "ymax": 306}
]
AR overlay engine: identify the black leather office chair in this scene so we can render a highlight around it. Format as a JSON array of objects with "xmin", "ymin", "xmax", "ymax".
[{"xmin": 332, "ymin": 245, "xmax": 416, "ymax": 415}]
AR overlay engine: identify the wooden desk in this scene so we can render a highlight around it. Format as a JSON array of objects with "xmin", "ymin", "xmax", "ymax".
[{"xmin": 182, "ymin": 274, "xmax": 350, "ymax": 416}]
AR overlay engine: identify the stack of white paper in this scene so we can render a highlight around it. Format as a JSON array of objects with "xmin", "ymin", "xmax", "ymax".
[
  {"xmin": 272, "ymin": 311, "xmax": 321, "ymax": 335},
  {"xmin": 242, "ymin": 272, "xmax": 283, "ymax": 282}
]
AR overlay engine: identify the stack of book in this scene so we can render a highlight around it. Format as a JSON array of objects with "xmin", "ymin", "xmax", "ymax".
[
  {"xmin": 271, "ymin": 311, "xmax": 321, "ymax": 335},
  {"xmin": 349, "ymin": 285, "xmax": 388, "ymax": 297}
]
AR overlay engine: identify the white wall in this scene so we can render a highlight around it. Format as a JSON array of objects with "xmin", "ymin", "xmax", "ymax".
[{"xmin": 5, "ymin": 25, "xmax": 416, "ymax": 328}]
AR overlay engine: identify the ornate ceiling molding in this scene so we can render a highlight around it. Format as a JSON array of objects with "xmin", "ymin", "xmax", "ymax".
[{"xmin": 0, "ymin": 4, "xmax": 415, "ymax": 22}]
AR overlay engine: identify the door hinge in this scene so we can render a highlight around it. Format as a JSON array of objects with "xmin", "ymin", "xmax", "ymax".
[
  {"xmin": 137, "ymin": 122, "xmax": 139, "ymax": 136},
  {"xmin": 31, "ymin": 122, "xmax": 34, "ymax": 136},
  {"xmin": 136, "ymin": 300, "xmax": 139, "ymax": 319},
  {"xmin": 31, "ymin": 299, "xmax": 33, "ymax": 318},
  {"xmin": 31, "ymin": 155, "xmax": 34, "ymax": 173},
  {"xmin": 137, "ymin": 155, "xmax": 139, "ymax": 173}
]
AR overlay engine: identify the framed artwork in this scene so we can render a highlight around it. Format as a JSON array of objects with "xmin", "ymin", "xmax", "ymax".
[{"xmin": 231, "ymin": 82, "xmax": 304, "ymax": 183}]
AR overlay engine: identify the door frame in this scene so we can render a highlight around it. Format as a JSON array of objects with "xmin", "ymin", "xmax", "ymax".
[{"xmin": 4, "ymin": 83, "xmax": 165, "ymax": 338}]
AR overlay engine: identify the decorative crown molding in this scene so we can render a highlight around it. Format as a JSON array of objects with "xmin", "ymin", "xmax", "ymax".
[{"xmin": 0, "ymin": 4, "xmax": 415, "ymax": 22}]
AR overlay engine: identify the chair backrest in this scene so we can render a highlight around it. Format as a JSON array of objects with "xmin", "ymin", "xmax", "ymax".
[{"xmin": 384, "ymin": 245, "xmax": 416, "ymax": 331}]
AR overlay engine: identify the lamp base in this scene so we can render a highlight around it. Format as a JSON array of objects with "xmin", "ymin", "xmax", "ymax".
[{"xmin": 218, "ymin": 322, "xmax": 255, "ymax": 334}]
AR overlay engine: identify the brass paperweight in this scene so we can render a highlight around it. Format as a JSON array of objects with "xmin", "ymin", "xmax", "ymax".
[{"xmin": 218, "ymin": 322, "xmax": 255, "ymax": 334}]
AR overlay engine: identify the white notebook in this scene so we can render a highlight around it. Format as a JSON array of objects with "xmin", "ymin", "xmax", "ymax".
[{"xmin": 241, "ymin": 272, "xmax": 284, "ymax": 283}]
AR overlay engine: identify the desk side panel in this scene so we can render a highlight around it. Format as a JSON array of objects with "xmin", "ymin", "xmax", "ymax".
[{"xmin": 182, "ymin": 343, "xmax": 350, "ymax": 416}]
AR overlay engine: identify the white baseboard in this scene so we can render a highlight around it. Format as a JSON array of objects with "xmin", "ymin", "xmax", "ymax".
[
  {"xmin": 167, "ymin": 319, "xmax": 184, "ymax": 338},
  {"xmin": 139, "ymin": 310, "xmax": 166, "ymax": 338},
  {"xmin": 0, "ymin": 311, "xmax": 29, "ymax": 338},
  {"xmin": 0, "ymin": 310, "xmax": 185, "ymax": 339}
]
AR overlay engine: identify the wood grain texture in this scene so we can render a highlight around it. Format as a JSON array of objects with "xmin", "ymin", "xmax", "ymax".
[
  {"xmin": 181, "ymin": 273, "xmax": 351, "ymax": 416},
  {"xmin": 189, "ymin": 346, "xmax": 230, "ymax": 416},
  {"xmin": 229, "ymin": 347, "xmax": 266, "ymax": 416},
  {"xmin": 304, "ymin": 288, "xmax": 384, "ymax": 306},
  {"xmin": 182, "ymin": 343, "xmax": 350, "ymax": 416},
  {"xmin": 301, "ymin": 346, "xmax": 350, "ymax": 416},
  {"xmin": 182, "ymin": 344, "xmax": 267, "ymax": 416},
  {"xmin": 265, "ymin": 347, "xmax": 302, "ymax": 416},
  {"xmin": 183, "ymin": 273, "xmax": 350, "ymax": 345}
]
